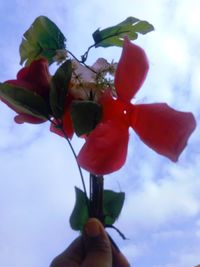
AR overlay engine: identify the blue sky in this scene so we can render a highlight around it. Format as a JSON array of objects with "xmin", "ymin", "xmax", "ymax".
[{"xmin": 0, "ymin": 0, "xmax": 200, "ymax": 267}]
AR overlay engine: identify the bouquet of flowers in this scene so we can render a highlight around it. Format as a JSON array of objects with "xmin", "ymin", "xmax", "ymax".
[{"xmin": 0, "ymin": 16, "xmax": 196, "ymax": 266}]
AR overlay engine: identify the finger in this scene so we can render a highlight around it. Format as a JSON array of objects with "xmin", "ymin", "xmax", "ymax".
[
  {"xmin": 50, "ymin": 236, "xmax": 84, "ymax": 267},
  {"xmin": 82, "ymin": 218, "xmax": 112, "ymax": 267}
]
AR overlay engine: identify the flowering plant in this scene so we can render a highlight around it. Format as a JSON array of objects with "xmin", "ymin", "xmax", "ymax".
[{"xmin": 0, "ymin": 16, "xmax": 196, "ymax": 264}]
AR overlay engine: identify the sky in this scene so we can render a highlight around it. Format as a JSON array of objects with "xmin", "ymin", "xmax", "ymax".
[{"xmin": 0, "ymin": 0, "xmax": 200, "ymax": 267}]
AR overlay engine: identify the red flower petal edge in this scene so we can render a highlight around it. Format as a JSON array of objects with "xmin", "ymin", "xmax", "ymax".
[
  {"xmin": 14, "ymin": 114, "xmax": 46, "ymax": 124},
  {"xmin": 77, "ymin": 120, "xmax": 129, "ymax": 175},
  {"xmin": 114, "ymin": 37, "xmax": 149, "ymax": 102},
  {"xmin": 16, "ymin": 58, "xmax": 51, "ymax": 99},
  {"xmin": 50, "ymin": 110, "xmax": 74, "ymax": 140},
  {"xmin": 1, "ymin": 59, "xmax": 51, "ymax": 124},
  {"xmin": 130, "ymin": 103, "xmax": 196, "ymax": 161}
]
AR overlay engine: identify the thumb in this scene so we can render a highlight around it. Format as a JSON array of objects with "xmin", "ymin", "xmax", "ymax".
[{"xmin": 82, "ymin": 218, "xmax": 112, "ymax": 267}]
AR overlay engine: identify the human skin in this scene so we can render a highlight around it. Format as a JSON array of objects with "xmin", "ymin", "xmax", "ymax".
[{"xmin": 50, "ymin": 218, "xmax": 130, "ymax": 267}]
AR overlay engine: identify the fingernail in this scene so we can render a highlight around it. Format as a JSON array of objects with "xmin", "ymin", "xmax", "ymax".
[{"xmin": 85, "ymin": 219, "xmax": 101, "ymax": 237}]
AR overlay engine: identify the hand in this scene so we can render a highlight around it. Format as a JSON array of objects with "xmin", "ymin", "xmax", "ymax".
[{"xmin": 50, "ymin": 218, "xmax": 130, "ymax": 267}]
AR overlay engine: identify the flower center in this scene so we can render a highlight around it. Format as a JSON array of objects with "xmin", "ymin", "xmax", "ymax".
[{"xmin": 69, "ymin": 58, "xmax": 117, "ymax": 102}]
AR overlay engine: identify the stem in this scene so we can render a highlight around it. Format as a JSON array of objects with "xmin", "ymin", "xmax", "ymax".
[
  {"xmin": 81, "ymin": 29, "xmax": 131, "ymax": 62},
  {"xmin": 81, "ymin": 44, "xmax": 95, "ymax": 63},
  {"xmin": 89, "ymin": 173, "xmax": 104, "ymax": 223},
  {"xmin": 64, "ymin": 136, "xmax": 88, "ymax": 199},
  {"xmin": 49, "ymin": 118, "xmax": 89, "ymax": 210},
  {"xmin": 67, "ymin": 50, "xmax": 82, "ymax": 63},
  {"xmin": 107, "ymin": 234, "xmax": 120, "ymax": 252},
  {"xmin": 68, "ymin": 49, "xmax": 98, "ymax": 75},
  {"xmin": 105, "ymin": 224, "xmax": 128, "ymax": 240}
]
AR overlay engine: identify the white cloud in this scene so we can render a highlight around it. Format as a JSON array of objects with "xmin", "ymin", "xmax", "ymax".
[
  {"xmin": 152, "ymin": 229, "xmax": 184, "ymax": 241},
  {"xmin": 160, "ymin": 248, "xmax": 200, "ymax": 267},
  {"xmin": 0, "ymin": 0, "xmax": 200, "ymax": 267},
  {"xmin": 120, "ymin": 158, "xmax": 200, "ymax": 232},
  {"xmin": 121, "ymin": 242, "xmax": 149, "ymax": 263}
]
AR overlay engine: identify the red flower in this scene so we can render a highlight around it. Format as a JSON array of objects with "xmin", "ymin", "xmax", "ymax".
[
  {"xmin": 50, "ymin": 93, "xmax": 74, "ymax": 139},
  {"xmin": 1, "ymin": 58, "xmax": 51, "ymax": 124},
  {"xmin": 77, "ymin": 37, "xmax": 196, "ymax": 175}
]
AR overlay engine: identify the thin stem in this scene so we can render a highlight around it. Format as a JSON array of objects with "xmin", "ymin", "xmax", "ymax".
[
  {"xmin": 68, "ymin": 49, "xmax": 98, "ymax": 75},
  {"xmin": 105, "ymin": 224, "xmax": 128, "ymax": 240},
  {"xmin": 81, "ymin": 29, "xmax": 130, "ymax": 62},
  {"xmin": 67, "ymin": 50, "xmax": 82, "ymax": 63},
  {"xmin": 49, "ymin": 118, "xmax": 89, "ymax": 210},
  {"xmin": 81, "ymin": 44, "xmax": 95, "ymax": 63},
  {"xmin": 64, "ymin": 135, "xmax": 88, "ymax": 199},
  {"xmin": 107, "ymin": 234, "xmax": 120, "ymax": 252},
  {"xmin": 68, "ymin": 49, "xmax": 114, "ymax": 100}
]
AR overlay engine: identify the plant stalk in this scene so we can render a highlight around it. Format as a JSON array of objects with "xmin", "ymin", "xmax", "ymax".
[{"xmin": 89, "ymin": 173, "xmax": 104, "ymax": 223}]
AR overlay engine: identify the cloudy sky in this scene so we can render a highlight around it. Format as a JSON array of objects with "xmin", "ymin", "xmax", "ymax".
[{"xmin": 0, "ymin": 0, "xmax": 200, "ymax": 266}]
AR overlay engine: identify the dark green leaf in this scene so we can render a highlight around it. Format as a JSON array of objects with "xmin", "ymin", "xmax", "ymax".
[
  {"xmin": 70, "ymin": 100, "xmax": 102, "ymax": 136},
  {"xmin": 50, "ymin": 60, "xmax": 72, "ymax": 118},
  {"xmin": 92, "ymin": 16, "xmax": 154, "ymax": 48},
  {"xmin": 0, "ymin": 83, "xmax": 50, "ymax": 119},
  {"xmin": 70, "ymin": 187, "xmax": 89, "ymax": 231},
  {"xmin": 103, "ymin": 190, "xmax": 125, "ymax": 225},
  {"xmin": 69, "ymin": 188, "xmax": 125, "ymax": 231},
  {"xmin": 19, "ymin": 16, "xmax": 66, "ymax": 66}
]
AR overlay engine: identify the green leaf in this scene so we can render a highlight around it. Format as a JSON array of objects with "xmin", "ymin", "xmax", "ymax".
[
  {"xmin": 92, "ymin": 16, "xmax": 154, "ymax": 48},
  {"xmin": 0, "ymin": 83, "xmax": 50, "ymax": 119},
  {"xmin": 70, "ymin": 187, "xmax": 89, "ymax": 231},
  {"xmin": 70, "ymin": 100, "xmax": 102, "ymax": 136},
  {"xmin": 50, "ymin": 60, "xmax": 72, "ymax": 118},
  {"xmin": 103, "ymin": 190, "xmax": 125, "ymax": 225},
  {"xmin": 19, "ymin": 16, "xmax": 66, "ymax": 66},
  {"xmin": 69, "ymin": 188, "xmax": 125, "ymax": 231}
]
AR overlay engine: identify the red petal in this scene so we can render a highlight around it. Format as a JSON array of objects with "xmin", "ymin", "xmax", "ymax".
[
  {"xmin": 99, "ymin": 92, "xmax": 131, "ymax": 126},
  {"xmin": 2, "ymin": 59, "xmax": 51, "ymax": 124},
  {"xmin": 50, "ymin": 120, "xmax": 65, "ymax": 137},
  {"xmin": 5, "ymin": 79, "xmax": 35, "ymax": 91},
  {"xmin": 17, "ymin": 58, "xmax": 51, "ymax": 98},
  {"xmin": 63, "ymin": 110, "xmax": 74, "ymax": 139},
  {"xmin": 50, "ymin": 93, "xmax": 74, "ymax": 139},
  {"xmin": 114, "ymin": 37, "xmax": 149, "ymax": 102},
  {"xmin": 130, "ymin": 103, "xmax": 196, "ymax": 161},
  {"xmin": 50, "ymin": 112, "xmax": 74, "ymax": 139},
  {"xmin": 77, "ymin": 121, "xmax": 129, "ymax": 175},
  {"xmin": 14, "ymin": 114, "xmax": 46, "ymax": 124}
]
